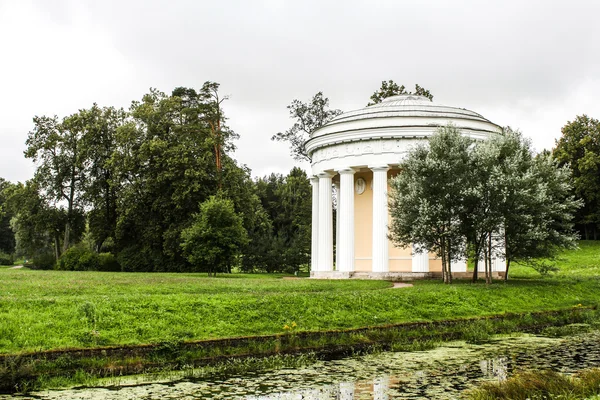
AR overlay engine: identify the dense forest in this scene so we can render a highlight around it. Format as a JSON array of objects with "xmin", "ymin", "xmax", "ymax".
[{"xmin": 0, "ymin": 83, "xmax": 310, "ymax": 273}]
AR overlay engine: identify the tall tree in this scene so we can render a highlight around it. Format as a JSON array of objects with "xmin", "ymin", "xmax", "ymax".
[
  {"xmin": 368, "ymin": 80, "xmax": 433, "ymax": 105},
  {"xmin": 553, "ymin": 115, "xmax": 600, "ymax": 239},
  {"xmin": 389, "ymin": 125, "xmax": 472, "ymax": 283},
  {"xmin": 0, "ymin": 178, "xmax": 16, "ymax": 254},
  {"xmin": 81, "ymin": 105, "xmax": 127, "ymax": 251},
  {"xmin": 25, "ymin": 112, "xmax": 89, "ymax": 252},
  {"xmin": 272, "ymin": 92, "xmax": 342, "ymax": 162},
  {"xmin": 390, "ymin": 125, "xmax": 581, "ymax": 283},
  {"xmin": 502, "ymin": 150, "xmax": 580, "ymax": 279},
  {"xmin": 111, "ymin": 86, "xmax": 244, "ymax": 272}
]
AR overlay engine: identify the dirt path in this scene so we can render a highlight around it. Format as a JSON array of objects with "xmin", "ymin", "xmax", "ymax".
[
  {"xmin": 9, "ymin": 265, "xmax": 23, "ymax": 269},
  {"xmin": 391, "ymin": 282, "xmax": 413, "ymax": 288}
]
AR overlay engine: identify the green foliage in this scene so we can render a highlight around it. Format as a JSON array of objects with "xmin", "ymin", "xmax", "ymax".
[
  {"xmin": 181, "ymin": 195, "xmax": 248, "ymax": 275},
  {"xmin": 97, "ymin": 252, "xmax": 120, "ymax": 272},
  {"xmin": 272, "ymin": 92, "xmax": 342, "ymax": 162},
  {"xmin": 0, "ymin": 178, "xmax": 16, "ymax": 254},
  {"xmin": 368, "ymin": 80, "xmax": 433, "ymax": 105},
  {"xmin": 553, "ymin": 114, "xmax": 600, "ymax": 239},
  {"xmin": 0, "ymin": 251, "xmax": 13, "ymax": 266},
  {"xmin": 468, "ymin": 368, "xmax": 600, "ymax": 400},
  {"xmin": 31, "ymin": 252, "xmax": 56, "ymax": 270},
  {"xmin": 389, "ymin": 125, "xmax": 473, "ymax": 283},
  {"xmin": 389, "ymin": 125, "xmax": 580, "ymax": 283},
  {"xmin": 249, "ymin": 167, "xmax": 312, "ymax": 273},
  {"xmin": 24, "ymin": 112, "xmax": 89, "ymax": 252},
  {"xmin": 57, "ymin": 246, "xmax": 99, "ymax": 271},
  {"xmin": 525, "ymin": 259, "xmax": 560, "ymax": 276},
  {"xmin": 112, "ymin": 86, "xmax": 242, "ymax": 272}
]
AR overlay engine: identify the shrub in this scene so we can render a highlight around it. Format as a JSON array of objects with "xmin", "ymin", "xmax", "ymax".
[
  {"xmin": 57, "ymin": 247, "xmax": 99, "ymax": 271},
  {"xmin": 0, "ymin": 252, "xmax": 13, "ymax": 266},
  {"xmin": 31, "ymin": 252, "xmax": 56, "ymax": 270},
  {"xmin": 117, "ymin": 246, "xmax": 156, "ymax": 272},
  {"xmin": 97, "ymin": 253, "xmax": 121, "ymax": 272}
]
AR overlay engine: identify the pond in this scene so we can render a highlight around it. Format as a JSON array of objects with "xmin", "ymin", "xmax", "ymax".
[{"xmin": 4, "ymin": 330, "xmax": 600, "ymax": 399}]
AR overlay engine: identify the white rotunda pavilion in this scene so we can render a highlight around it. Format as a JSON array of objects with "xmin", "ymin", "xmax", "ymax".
[{"xmin": 306, "ymin": 94, "xmax": 506, "ymax": 279}]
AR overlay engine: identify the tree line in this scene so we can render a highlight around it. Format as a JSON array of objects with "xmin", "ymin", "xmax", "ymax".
[
  {"xmin": 0, "ymin": 79, "xmax": 597, "ymax": 277},
  {"xmin": 0, "ymin": 83, "xmax": 311, "ymax": 273}
]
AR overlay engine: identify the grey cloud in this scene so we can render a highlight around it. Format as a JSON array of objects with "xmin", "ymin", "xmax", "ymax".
[{"xmin": 1, "ymin": 0, "xmax": 599, "ymax": 182}]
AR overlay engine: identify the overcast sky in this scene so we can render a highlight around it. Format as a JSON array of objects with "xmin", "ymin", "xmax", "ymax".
[{"xmin": 1, "ymin": 0, "xmax": 599, "ymax": 183}]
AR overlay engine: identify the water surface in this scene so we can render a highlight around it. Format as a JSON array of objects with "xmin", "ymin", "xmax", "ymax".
[{"xmin": 5, "ymin": 331, "xmax": 600, "ymax": 399}]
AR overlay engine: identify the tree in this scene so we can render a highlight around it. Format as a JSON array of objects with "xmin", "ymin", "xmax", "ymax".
[
  {"xmin": 368, "ymin": 80, "xmax": 433, "ymax": 105},
  {"xmin": 272, "ymin": 92, "xmax": 342, "ymax": 162},
  {"xmin": 25, "ymin": 113, "xmax": 89, "ymax": 253},
  {"xmin": 553, "ymin": 115, "xmax": 600, "ymax": 239},
  {"xmin": 502, "ymin": 150, "xmax": 580, "ymax": 279},
  {"xmin": 81, "ymin": 105, "xmax": 127, "ymax": 252},
  {"xmin": 111, "ymin": 86, "xmax": 247, "ymax": 272},
  {"xmin": 0, "ymin": 178, "xmax": 16, "ymax": 254},
  {"xmin": 389, "ymin": 125, "xmax": 580, "ymax": 284},
  {"xmin": 175, "ymin": 83, "xmax": 238, "ymax": 188},
  {"xmin": 180, "ymin": 195, "xmax": 248, "ymax": 275},
  {"xmin": 389, "ymin": 125, "xmax": 472, "ymax": 283},
  {"xmin": 253, "ymin": 168, "xmax": 312, "ymax": 273},
  {"xmin": 4, "ymin": 181, "xmax": 84, "ymax": 263}
]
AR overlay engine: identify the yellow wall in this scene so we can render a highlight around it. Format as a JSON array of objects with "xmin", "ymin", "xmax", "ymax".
[
  {"xmin": 353, "ymin": 171, "xmax": 372, "ymax": 271},
  {"xmin": 352, "ymin": 168, "xmax": 432, "ymax": 272}
]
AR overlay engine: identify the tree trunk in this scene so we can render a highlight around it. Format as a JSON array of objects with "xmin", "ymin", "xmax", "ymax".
[
  {"xmin": 54, "ymin": 234, "xmax": 60, "ymax": 262},
  {"xmin": 472, "ymin": 242, "xmax": 479, "ymax": 283},
  {"xmin": 504, "ymin": 230, "xmax": 510, "ymax": 282},
  {"xmin": 484, "ymin": 239, "xmax": 489, "ymax": 284},
  {"xmin": 504, "ymin": 259, "xmax": 511, "ymax": 282},
  {"xmin": 440, "ymin": 241, "xmax": 447, "ymax": 283},
  {"xmin": 486, "ymin": 235, "xmax": 493, "ymax": 284},
  {"xmin": 63, "ymin": 222, "xmax": 71, "ymax": 254},
  {"xmin": 446, "ymin": 239, "xmax": 453, "ymax": 284}
]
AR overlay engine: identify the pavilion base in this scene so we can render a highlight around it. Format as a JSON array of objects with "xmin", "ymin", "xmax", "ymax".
[{"xmin": 310, "ymin": 271, "xmax": 506, "ymax": 281}]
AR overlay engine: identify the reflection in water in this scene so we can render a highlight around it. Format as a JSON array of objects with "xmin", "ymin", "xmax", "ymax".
[
  {"xmin": 479, "ymin": 357, "xmax": 508, "ymax": 382},
  {"xmin": 3, "ymin": 331, "xmax": 600, "ymax": 400}
]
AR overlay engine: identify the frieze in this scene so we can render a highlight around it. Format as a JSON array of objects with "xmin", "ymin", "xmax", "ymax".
[{"xmin": 311, "ymin": 139, "xmax": 413, "ymax": 164}]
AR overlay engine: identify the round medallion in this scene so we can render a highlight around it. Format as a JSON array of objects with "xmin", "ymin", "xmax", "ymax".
[{"xmin": 355, "ymin": 178, "xmax": 366, "ymax": 194}]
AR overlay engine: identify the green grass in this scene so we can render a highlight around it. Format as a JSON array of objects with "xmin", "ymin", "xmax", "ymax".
[
  {"xmin": 510, "ymin": 240, "xmax": 600, "ymax": 279},
  {"xmin": 467, "ymin": 368, "xmax": 600, "ymax": 400},
  {"xmin": 0, "ymin": 242, "xmax": 599, "ymax": 355}
]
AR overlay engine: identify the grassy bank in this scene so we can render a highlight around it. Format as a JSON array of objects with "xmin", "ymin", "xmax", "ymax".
[
  {"xmin": 0, "ymin": 241, "xmax": 599, "ymax": 391},
  {"xmin": 2, "ymin": 307, "xmax": 597, "ymax": 393},
  {"xmin": 0, "ymin": 271, "xmax": 598, "ymax": 354},
  {"xmin": 0, "ymin": 242, "xmax": 599, "ymax": 354},
  {"xmin": 467, "ymin": 368, "xmax": 600, "ymax": 400}
]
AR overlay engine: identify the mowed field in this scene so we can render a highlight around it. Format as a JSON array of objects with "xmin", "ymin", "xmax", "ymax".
[{"xmin": 0, "ymin": 241, "xmax": 599, "ymax": 355}]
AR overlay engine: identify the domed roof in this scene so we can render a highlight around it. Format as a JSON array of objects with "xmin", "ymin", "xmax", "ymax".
[
  {"xmin": 312, "ymin": 94, "xmax": 495, "ymax": 139},
  {"xmin": 305, "ymin": 94, "xmax": 501, "ymax": 173}
]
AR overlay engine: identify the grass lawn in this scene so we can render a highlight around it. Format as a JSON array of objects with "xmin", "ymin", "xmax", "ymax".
[{"xmin": 0, "ymin": 242, "xmax": 599, "ymax": 355}]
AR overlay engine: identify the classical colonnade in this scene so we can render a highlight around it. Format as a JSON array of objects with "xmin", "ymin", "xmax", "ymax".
[
  {"xmin": 310, "ymin": 166, "xmax": 505, "ymax": 275},
  {"xmin": 310, "ymin": 165, "xmax": 431, "ymax": 275}
]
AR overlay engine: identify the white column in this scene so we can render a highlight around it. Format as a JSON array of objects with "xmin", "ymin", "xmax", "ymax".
[
  {"xmin": 338, "ymin": 169, "xmax": 356, "ymax": 272},
  {"xmin": 411, "ymin": 244, "xmax": 429, "ymax": 272},
  {"xmin": 373, "ymin": 376, "xmax": 389, "ymax": 400},
  {"xmin": 334, "ymin": 181, "xmax": 340, "ymax": 270},
  {"xmin": 451, "ymin": 259, "xmax": 467, "ymax": 272},
  {"xmin": 371, "ymin": 166, "xmax": 390, "ymax": 273},
  {"xmin": 339, "ymin": 382, "xmax": 355, "ymax": 400},
  {"xmin": 492, "ymin": 233, "xmax": 506, "ymax": 272},
  {"xmin": 317, "ymin": 172, "xmax": 334, "ymax": 272},
  {"xmin": 310, "ymin": 176, "xmax": 319, "ymax": 272}
]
